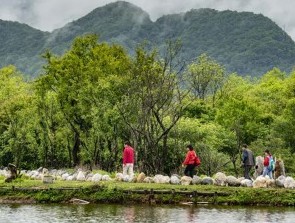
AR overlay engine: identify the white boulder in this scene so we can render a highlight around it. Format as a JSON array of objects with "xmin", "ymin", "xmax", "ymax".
[
  {"xmin": 214, "ymin": 172, "xmax": 227, "ymax": 186},
  {"xmin": 284, "ymin": 177, "xmax": 295, "ymax": 189},
  {"xmin": 92, "ymin": 173, "xmax": 102, "ymax": 182},
  {"xmin": 241, "ymin": 179, "xmax": 253, "ymax": 187},
  {"xmin": 181, "ymin": 176, "xmax": 192, "ymax": 185},
  {"xmin": 170, "ymin": 175, "xmax": 180, "ymax": 185},
  {"xmin": 226, "ymin": 176, "xmax": 240, "ymax": 187},
  {"xmin": 76, "ymin": 171, "xmax": 86, "ymax": 181}
]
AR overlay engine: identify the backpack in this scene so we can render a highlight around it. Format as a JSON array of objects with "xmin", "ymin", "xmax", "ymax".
[
  {"xmin": 268, "ymin": 156, "xmax": 275, "ymax": 171},
  {"xmin": 194, "ymin": 155, "xmax": 201, "ymax": 166}
]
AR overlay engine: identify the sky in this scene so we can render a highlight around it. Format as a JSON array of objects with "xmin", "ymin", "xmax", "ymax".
[{"xmin": 1, "ymin": 0, "xmax": 295, "ymax": 40}]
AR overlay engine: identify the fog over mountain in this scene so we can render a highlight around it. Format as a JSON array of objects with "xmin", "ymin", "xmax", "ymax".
[{"xmin": 1, "ymin": 0, "xmax": 295, "ymax": 40}]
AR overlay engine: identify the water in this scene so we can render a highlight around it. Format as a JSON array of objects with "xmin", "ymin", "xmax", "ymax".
[{"xmin": 0, "ymin": 203, "xmax": 295, "ymax": 223}]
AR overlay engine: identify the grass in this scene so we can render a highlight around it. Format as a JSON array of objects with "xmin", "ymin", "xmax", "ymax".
[{"xmin": 0, "ymin": 176, "xmax": 295, "ymax": 206}]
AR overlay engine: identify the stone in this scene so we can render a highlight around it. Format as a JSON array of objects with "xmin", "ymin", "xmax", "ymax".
[
  {"xmin": 170, "ymin": 175, "xmax": 180, "ymax": 184},
  {"xmin": 162, "ymin": 176, "xmax": 170, "ymax": 184},
  {"xmin": 123, "ymin": 175, "xmax": 133, "ymax": 182},
  {"xmin": 115, "ymin": 173, "xmax": 124, "ymax": 181},
  {"xmin": 86, "ymin": 176, "xmax": 92, "ymax": 181},
  {"xmin": 181, "ymin": 176, "xmax": 192, "ymax": 185},
  {"xmin": 20, "ymin": 170, "xmax": 27, "ymax": 175},
  {"xmin": 143, "ymin": 177, "xmax": 153, "ymax": 183},
  {"xmin": 214, "ymin": 172, "xmax": 227, "ymax": 186},
  {"xmin": 42, "ymin": 168, "xmax": 49, "ymax": 175},
  {"xmin": 61, "ymin": 173, "xmax": 70, "ymax": 180},
  {"xmin": 153, "ymin": 175, "xmax": 170, "ymax": 184},
  {"xmin": 240, "ymin": 179, "xmax": 253, "ymax": 187},
  {"xmin": 226, "ymin": 176, "xmax": 240, "ymax": 187},
  {"xmin": 275, "ymin": 175, "xmax": 286, "ymax": 187},
  {"xmin": 67, "ymin": 175, "xmax": 75, "ymax": 181},
  {"xmin": 253, "ymin": 176, "xmax": 267, "ymax": 188},
  {"xmin": 192, "ymin": 175, "xmax": 202, "ymax": 185},
  {"xmin": 31, "ymin": 171, "xmax": 41, "ymax": 180},
  {"xmin": 102, "ymin": 175, "xmax": 111, "ymax": 181},
  {"xmin": 92, "ymin": 173, "xmax": 102, "ymax": 182},
  {"xmin": 266, "ymin": 179, "xmax": 276, "ymax": 188},
  {"xmin": 275, "ymin": 160, "xmax": 286, "ymax": 179},
  {"xmin": 284, "ymin": 177, "xmax": 295, "ymax": 189},
  {"xmin": 42, "ymin": 175, "xmax": 54, "ymax": 184},
  {"xmin": 201, "ymin": 177, "xmax": 214, "ymax": 185},
  {"xmin": 86, "ymin": 173, "xmax": 93, "ymax": 181},
  {"xmin": 76, "ymin": 171, "xmax": 86, "ymax": 181},
  {"xmin": 253, "ymin": 156, "xmax": 264, "ymax": 179},
  {"xmin": 136, "ymin": 172, "xmax": 146, "ymax": 183},
  {"xmin": 237, "ymin": 177, "xmax": 245, "ymax": 183}
]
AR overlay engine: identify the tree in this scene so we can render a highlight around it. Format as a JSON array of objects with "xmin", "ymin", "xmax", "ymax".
[
  {"xmin": 186, "ymin": 53, "xmax": 226, "ymax": 105},
  {"xmin": 0, "ymin": 66, "xmax": 37, "ymax": 168},
  {"xmin": 119, "ymin": 45, "xmax": 189, "ymax": 174},
  {"xmin": 37, "ymin": 34, "xmax": 131, "ymax": 167},
  {"xmin": 215, "ymin": 74, "xmax": 265, "ymax": 175}
]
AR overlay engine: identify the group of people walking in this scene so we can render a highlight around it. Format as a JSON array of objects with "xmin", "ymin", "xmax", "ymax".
[
  {"xmin": 242, "ymin": 144, "xmax": 275, "ymax": 180},
  {"xmin": 123, "ymin": 141, "xmax": 272, "ymax": 180},
  {"xmin": 122, "ymin": 142, "xmax": 201, "ymax": 178}
]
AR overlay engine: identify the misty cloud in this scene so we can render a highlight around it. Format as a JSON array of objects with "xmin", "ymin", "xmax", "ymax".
[{"xmin": 1, "ymin": 0, "xmax": 295, "ymax": 39}]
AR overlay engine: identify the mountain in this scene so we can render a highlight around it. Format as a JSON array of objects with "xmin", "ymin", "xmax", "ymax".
[
  {"xmin": 0, "ymin": 19, "xmax": 49, "ymax": 76},
  {"xmin": 0, "ymin": 1, "xmax": 295, "ymax": 77}
]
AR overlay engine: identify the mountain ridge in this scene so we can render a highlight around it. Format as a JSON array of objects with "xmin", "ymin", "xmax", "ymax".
[{"xmin": 0, "ymin": 1, "xmax": 294, "ymax": 77}]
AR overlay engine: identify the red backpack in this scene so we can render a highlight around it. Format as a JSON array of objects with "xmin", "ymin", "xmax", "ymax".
[{"xmin": 194, "ymin": 154, "xmax": 201, "ymax": 166}]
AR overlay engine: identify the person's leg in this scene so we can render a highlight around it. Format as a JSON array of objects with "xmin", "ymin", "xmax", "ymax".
[
  {"xmin": 184, "ymin": 166, "xmax": 190, "ymax": 176},
  {"xmin": 268, "ymin": 170, "xmax": 273, "ymax": 179},
  {"xmin": 128, "ymin": 163, "xmax": 134, "ymax": 178},
  {"xmin": 123, "ymin": 164, "xmax": 127, "ymax": 176},
  {"xmin": 245, "ymin": 165, "xmax": 251, "ymax": 180},
  {"xmin": 262, "ymin": 167, "xmax": 268, "ymax": 177},
  {"xmin": 187, "ymin": 164, "xmax": 195, "ymax": 178},
  {"xmin": 244, "ymin": 166, "xmax": 248, "ymax": 179}
]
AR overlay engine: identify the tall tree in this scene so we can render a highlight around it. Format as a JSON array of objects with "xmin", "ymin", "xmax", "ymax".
[
  {"xmin": 37, "ymin": 34, "xmax": 131, "ymax": 167},
  {"xmin": 0, "ymin": 66, "xmax": 37, "ymax": 168},
  {"xmin": 119, "ymin": 45, "xmax": 189, "ymax": 174},
  {"xmin": 186, "ymin": 53, "xmax": 226, "ymax": 105}
]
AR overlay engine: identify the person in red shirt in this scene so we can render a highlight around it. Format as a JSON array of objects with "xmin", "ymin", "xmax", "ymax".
[
  {"xmin": 263, "ymin": 149, "xmax": 273, "ymax": 179},
  {"xmin": 123, "ymin": 141, "xmax": 134, "ymax": 178},
  {"xmin": 182, "ymin": 144, "xmax": 197, "ymax": 178}
]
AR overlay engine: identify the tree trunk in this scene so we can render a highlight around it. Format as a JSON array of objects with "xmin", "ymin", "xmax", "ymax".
[
  {"xmin": 162, "ymin": 134, "xmax": 169, "ymax": 174},
  {"xmin": 232, "ymin": 157, "xmax": 238, "ymax": 177},
  {"xmin": 72, "ymin": 132, "xmax": 81, "ymax": 167}
]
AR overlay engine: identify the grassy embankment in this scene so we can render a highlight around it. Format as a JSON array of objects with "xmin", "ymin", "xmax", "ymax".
[{"xmin": 1, "ymin": 175, "xmax": 295, "ymax": 206}]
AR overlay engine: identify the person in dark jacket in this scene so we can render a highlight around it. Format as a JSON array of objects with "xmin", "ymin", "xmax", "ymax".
[
  {"xmin": 182, "ymin": 145, "xmax": 197, "ymax": 178},
  {"xmin": 241, "ymin": 144, "xmax": 255, "ymax": 180}
]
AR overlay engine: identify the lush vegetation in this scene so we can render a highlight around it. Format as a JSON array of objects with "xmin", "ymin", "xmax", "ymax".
[
  {"xmin": 1, "ymin": 177, "xmax": 295, "ymax": 206},
  {"xmin": 1, "ymin": 34, "xmax": 295, "ymax": 177},
  {"xmin": 1, "ymin": 1, "xmax": 295, "ymax": 77}
]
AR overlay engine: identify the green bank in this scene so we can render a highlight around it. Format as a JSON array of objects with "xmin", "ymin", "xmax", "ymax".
[{"xmin": 1, "ymin": 178, "xmax": 295, "ymax": 206}]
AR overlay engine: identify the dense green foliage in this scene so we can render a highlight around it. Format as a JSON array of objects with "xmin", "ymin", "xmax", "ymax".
[
  {"xmin": 1, "ymin": 1, "xmax": 295, "ymax": 77},
  {"xmin": 1, "ymin": 34, "xmax": 295, "ymax": 177}
]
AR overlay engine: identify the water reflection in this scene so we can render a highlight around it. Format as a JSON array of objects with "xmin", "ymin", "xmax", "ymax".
[{"xmin": 0, "ymin": 204, "xmax": 294, "ymax": 223}]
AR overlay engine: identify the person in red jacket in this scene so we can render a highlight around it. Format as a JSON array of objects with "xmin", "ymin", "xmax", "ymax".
[
  {"xmin": 123, "ymin": 141, "xmax": 134, "ymax": 178},
  {"xmin": 263, "ymin": 149, "xmax": 273, "ymax": 179},
  {"xmin": 182, "ymin": 144, "xmax": 197, "ymax": 178}
]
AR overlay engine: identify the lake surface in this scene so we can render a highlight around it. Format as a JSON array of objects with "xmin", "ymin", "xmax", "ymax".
[{"xmin": 1, "ymin": 203, "xmax": 295, "ymax": 223}]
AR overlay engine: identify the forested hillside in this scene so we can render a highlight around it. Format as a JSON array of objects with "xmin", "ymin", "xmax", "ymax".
[
  {"xmin": 1, "ymin": 35, "xmax": 295, "ymax": 176},
  {"xmin": 1, "ymin": 1, "xmax": 295, "ymax": 77},
  {"xmin": 0, "ymin": 20, "xmax": 49, "ymax": 76}
]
